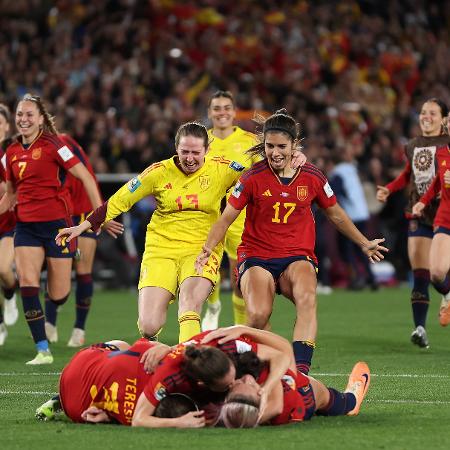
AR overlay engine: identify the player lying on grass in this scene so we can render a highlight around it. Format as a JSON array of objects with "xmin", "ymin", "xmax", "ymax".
[
  {"xmin": 36, "ymin": 328, "xmax": 291, "ymax": 427},
  {"xmin": 201, "ymin": 327, "xmax": 370, "ymax": 427}
]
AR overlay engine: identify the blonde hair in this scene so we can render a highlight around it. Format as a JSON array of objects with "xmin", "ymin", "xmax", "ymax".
[
  {"xmin": 20, "ymin": 93, "xmax": 58, "ymax": 134},
  {"xmin": 220, "ymin": 395, "xmax": 260, "ymax": 428}
]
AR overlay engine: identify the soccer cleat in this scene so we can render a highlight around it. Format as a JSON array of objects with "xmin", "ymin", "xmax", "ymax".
[
  {"xmin": 35, "ymin": 397, "xmax": 62, "ymax": 421},
  {"xmin": 0, "ymin": 322, "xmax": 7, "ymax": 346},
  {"xmin": 438, "ymin": 294, "xmax": 450, "ymax": 327},
  {"xmin": 45, "ymin": 322, "xmax": 58, "ymax": 343},
  {"xmin": 201, "ymin": 300, "xmax": 222, "ymax": 331},
  {"xmin": 26, "ymin": 351, "xmax": 54, "ymax": 365},
  {"xmin": 410, "ymin": 325, "xmax": 429, "ymax": 348},
  {"xmin": 4, "ymin": 293, "xmax": 19, "ymax": 326},
  {"xmin": 67, "ymin": 328, "xmax": 85, "ymax": 348},
  {"xmin": 344, "ymin": 361, "xmax": 370, "ymax": 416}
]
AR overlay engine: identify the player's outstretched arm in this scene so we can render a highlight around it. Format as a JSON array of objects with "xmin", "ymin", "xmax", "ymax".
[
  {"xmin": 323, "ymin": 203, "xmax": 388, "ymax": 263},
  {"xmin": 195, "ymin": 204, "xmax": 241, "ymax": 274},
  {"xmin": 132, "ymin": 393, "xmax": 205, "ymax": 428},
  {"xmin": 0, "ymin": 181, "xmax": 16, "ymax": 215}
]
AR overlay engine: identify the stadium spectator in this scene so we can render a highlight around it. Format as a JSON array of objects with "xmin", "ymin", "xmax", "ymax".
[
  {"xmin": 195, "ymin": 110, "xmax": 388, "ymax": 375},
  {"xmin": 377, "ymin": 99, "xmax": 450, "ymax": 348},
  {"xmin": 329, "ymin": 145, "xmax": 378, "ymax": 290},
  {"xmin": 0, "ymin": 94, "xmax": 113, "ymax": 365},
  {"xmin": 54, "ymin": 122, "xmax": 245, "ymax": 343},
  {"xmin": 412, "ymin": 111, "xmax": 450, "ymax": 329},
  {"xmin": 0, "ymin": 103, "xmax": 18, "ymax": 345},
  {"xmin": 201, "ymin": 90, "xmax": 259, "ymax": 331}
]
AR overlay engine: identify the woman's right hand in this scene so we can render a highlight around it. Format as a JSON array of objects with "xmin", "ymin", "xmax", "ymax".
[
  {"xmin": 194, "ymin": 245, "xmax": 212, "ymax": 274},
  {"xmin": 200, "ymin": 326, "xmax": 246, "ymax": 344},
  {"xmin": 376, "ymin": 185, "xmax": 390, "ymax": 202},
  {"xmin": 412, "ymin": 201, "xmax": 425, "ymax": 217},
  {"xmin": 140, "ymin": 343, "xmax": 172, "ymax": 373},
  {"xmin": 176, "ymin": 410, "xmax": 205, "ymax": 428}
]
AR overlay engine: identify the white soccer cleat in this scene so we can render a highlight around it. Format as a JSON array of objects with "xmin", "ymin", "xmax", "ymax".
[
  {"xmin": 45, "ymin": 322, "xmax": 58, "ymax": 343},
  {"xmin": 0, "ymin": 322, "xmax": 7, "ymax": 346},
  {"xmin": 67, "ymin": 328, "xmax": 85, "ymax": 348},
  {"xmin": 4, "ymin": 293, "xmax": 19, "ymax": 326},
  {"xmin": 411, "ymin": 325, "xmax": 429, "ymax": 348},
  {"xmin": 26, "ymin": 351, "xmax": 54, "ymax": 365},
  {"xmin": 201, "ymin": 300, "xmax": 222, "ymax": 331}
]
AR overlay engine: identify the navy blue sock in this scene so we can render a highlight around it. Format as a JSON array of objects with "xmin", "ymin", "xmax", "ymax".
[
  {"xmin": 411, "ymin": 269, "xmax": 430, "ymax": 328},
  {"xmin": 74, "ymin": 274, "xmax": 93, "ymax": 330},
  {"xmin": 431, "ymin": 275, "xmax": 450, "ymax": 296},
  {"xmin": 45, "ymin": 293, "xmax": 69, "ymax": 326},
  {"xmin": 293, "ymin": 340, "xmax": 315, "ymax": 375},
  {"xmin": 316, "ymin": 388, "xmax": 357, "ymax": 416},
  {"xmin": 21, "ymin": 286, "xmax": 47, "ymax": 344}
]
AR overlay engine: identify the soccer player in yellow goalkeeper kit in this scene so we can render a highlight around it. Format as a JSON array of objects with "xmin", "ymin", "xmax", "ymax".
[
  {"xmin": 56, "ymin": 122, "xmax": 245, "ymax": 343},
  {"xmin": 202, "ymin": 91, "xmax": 259, "ymax": 330}
]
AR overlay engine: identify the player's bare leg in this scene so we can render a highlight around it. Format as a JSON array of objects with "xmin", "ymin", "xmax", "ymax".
[
  {"xmin": 179, "ymin": 276, "xmax": 214, "ymax": 342},
  {"xmin": 240, "ymin": 267, "xmax": 275, "ymax": 330},
  {"xmin": 138, "ymin": 286, "xmax": 173, "ymax": 340},
  {"xmin": 229, "ymin": 257, "xmax": 247, "ymax": 325},
  {"xmin": 279, "ymin": 261, "xmax": 317, "ymax": 374}
]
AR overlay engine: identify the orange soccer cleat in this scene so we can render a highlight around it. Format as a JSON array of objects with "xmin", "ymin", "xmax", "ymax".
[
  {"xmin": 344, "ymin": 361, "xmax": 371, "ymax": 416},
  {"xmin": 439, "ymin": 294, "xmax": 450, "ymax": 327}
]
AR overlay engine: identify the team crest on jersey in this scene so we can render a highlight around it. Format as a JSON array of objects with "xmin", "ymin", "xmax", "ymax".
[
  {"xmin": 32, "ymin": 148, "xmax": 42, "ymax": 160},
  {"xmin": 154, "ymin": 382, "xmax": 167, "ymax": 401},
  {"xmin": 198, "ymin": 175, "xmax": 211, "ymax": 191},
  {"xmin": 127, "ymin": 177, "xmax": 141, "ymax": 193},
  {"xmin": 229, "ymin": 161, "xmax": 245, "ymax": 172},
  {"xmin": 297, "ymin": 186, "xmax": 308, "ymax": 201}
]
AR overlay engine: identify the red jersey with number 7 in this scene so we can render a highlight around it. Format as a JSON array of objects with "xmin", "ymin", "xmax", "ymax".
[
  {"xmin": 228, "ymin": 161, "xmax": 337, "ymax": 264},
  {"xmin": 5, "ymin": 131, "xmax": 80, "ymax": 222}
]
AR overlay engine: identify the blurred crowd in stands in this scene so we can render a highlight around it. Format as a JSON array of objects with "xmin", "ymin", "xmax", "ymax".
[{"xmin": 1, "ymin": 0, "xmax": 449, "ymax": 286}]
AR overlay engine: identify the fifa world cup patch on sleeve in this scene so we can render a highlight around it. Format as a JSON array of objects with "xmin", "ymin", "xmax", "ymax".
[
  {"xmin": 323, "ymin": 182, "xmax": 334, "ymax": 198},
  {"xmin": 57, "ymin": 145, "xmax": 75, "ymax": 162},
  {"xmin": 229, "ymin": 161, "xmax": 245, "ymax": 172},
  {"xmin": 1, "ymin": 153, "xmax": 6, "ymax": 169},
  {"xmin": 232, "ymin": 181, "xmax": 244, "ymax": 198},
  {"xmin": 154, "ymin": 382, "xmax": 167, "ymax": 401},
  {"xmin": 235, "ymin": 339, "xmax": 252, "ymax": 353},
  {"xmin": 127, "ymin": 177, "xmax": 142, "ymax": 193}
]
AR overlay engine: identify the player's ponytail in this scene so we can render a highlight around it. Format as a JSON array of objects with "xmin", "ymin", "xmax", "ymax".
[
  {"xmin": 182, "ymin": 345, "xmax": 232, "ymax": 387},
  {"xmin": 21, "ymin": 93, "xmax": 58, "ymax": 135}
]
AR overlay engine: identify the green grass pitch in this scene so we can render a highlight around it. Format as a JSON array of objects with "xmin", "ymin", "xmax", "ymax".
[{"xmin": 1, "ymin": 286, "xmax": 449, "ymax": 450}]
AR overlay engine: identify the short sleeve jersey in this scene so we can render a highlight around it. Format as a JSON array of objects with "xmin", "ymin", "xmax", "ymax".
[
  {"xmin": 207, "ymin": 127, "xmax": 259, "ymax": 237},
  {"xmin": 421, "ymin": 145, "xmax": 450, "ymax": 228},
  {"xmin": 0, "ymin": 149, "xmax": 16, "ymax": 233},
  {"xmin": 228, "ymin": 161, "xmax": 336, "ymax": 263},
  {"xmin": 143, "ymin": 331, "xmax": 258, "ymax": 407},
  {"xmin": 101, "ymin": 156, "xmax": 243, "ymax": 249},
  {"xmin": 59, "ymin": 339, "xmax": 154, "ymax": 425},
  {"xmin": 59, "ymin": 134, "xmax": 100, "ymax": 215},
  {"xmin": 404, "ymin": 135, "xmax": 450, "ymax": 225},
  {"xmin": 5, "ymin": 131, "xmax": 81, "ymax": 222}
]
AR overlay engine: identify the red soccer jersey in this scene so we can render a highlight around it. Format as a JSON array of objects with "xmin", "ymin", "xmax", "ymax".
[
  {"xmin": 0, "ymin": 149, "xmax": 16, "ymax": 233},
  {"xmin": 258, "ymin": 367, "xmax": 311, "ymax": 425},
  {"xmin": 420, "ymin": 145, "xmax": 450, "ymax": 228},
  {"xmin": 59, "ymin": 339, "xmax": 154, "ymax": 425},
  {"xmin": 228, "ymin": 161, "xmax": 337, "ymax": 264},
  {"xmin": 143, "ymin": 331, "xmax": 258, "ymax": 407},
  {"xmin": 59, "ymin": 134, "xmax": 101, "ymax": 215},
  {"xmin": 5, "ymin": 131, "xmax": 81, "ymax": 222}
]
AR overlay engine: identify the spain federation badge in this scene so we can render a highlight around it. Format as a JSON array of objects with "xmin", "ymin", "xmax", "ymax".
[
  {"xmin": 198, "ymin": 174, "xmax": 211, "ymax": 191},
  {"xmin": 297, "ymin": 186, "xmax": 308, "ymax": 201}
]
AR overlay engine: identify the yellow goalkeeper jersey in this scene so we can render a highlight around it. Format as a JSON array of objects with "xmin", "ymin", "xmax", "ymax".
[{"xmin": 104, "ymin": 156, "xmax": 244, "ymax": 249}]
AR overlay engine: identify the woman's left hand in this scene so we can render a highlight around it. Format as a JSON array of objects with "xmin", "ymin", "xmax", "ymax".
[
  {"xmin": 200, "ymin": 326, "xmax": 246, "ymax": 344},
  {"xmin": 291, "ymin": 149, "xmax": 307, "ymax": 169}
]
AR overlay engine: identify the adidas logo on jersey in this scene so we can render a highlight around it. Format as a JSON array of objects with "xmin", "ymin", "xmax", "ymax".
[{"xmin": 262, "ymin": 189, "xmax": 272, "ymax": 197}]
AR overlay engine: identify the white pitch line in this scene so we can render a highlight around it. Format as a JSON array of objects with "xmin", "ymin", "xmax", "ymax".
[
  {"xmin": 0, "ymin": 390, "xmax": 55, "ymax": 395},
  {"xmin": 0, "ymin": 372, "xmax": 61, "ymax": 376}
]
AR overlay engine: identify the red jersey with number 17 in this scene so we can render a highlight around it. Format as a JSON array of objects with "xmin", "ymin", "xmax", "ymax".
[
  {"xmin": 420, "ymin": 145, "xmax": 450, "ymax": 228},
  {"xmin": 229, "ymin": 161, "xmax": 337, "ymax": 264},
  {"xmin": 5, "ymin": 131, "xmax": 80, "ymax": 222}
]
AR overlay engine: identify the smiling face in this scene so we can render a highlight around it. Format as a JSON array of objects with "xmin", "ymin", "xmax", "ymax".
[
  {"xmin": 176, "ymin": 135, "xmax": 208, "ymax": 174},
  {"xmin": 419, "ymin": 101, "xmax": 444, "ymax": 137},
  {"xmin": 15, "ymin": 100, "xmax": 43, "ymax": 143},
  {"xmin": 264, "ymin": 131, "xmax": 295, "ymax": 173},
  {"xmin": 208, "ymin": 96, "xmax": 236, "ymax": 132}
]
